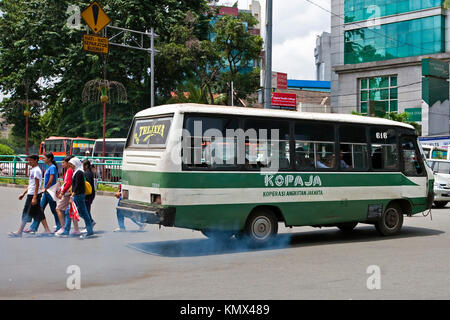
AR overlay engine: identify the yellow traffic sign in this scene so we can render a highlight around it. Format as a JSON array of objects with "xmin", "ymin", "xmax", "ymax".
[
  {"xmin": 83, "ymin": 34, "xmax": 109, "ymax": 54},
  {"xmin": 81, "ymin": 1, "xmax": 110, "ymax": 34}
]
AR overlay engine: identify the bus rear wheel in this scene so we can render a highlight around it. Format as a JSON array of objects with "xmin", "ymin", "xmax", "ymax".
[
  {"xmin": 243, "ymin": 208, "xmax": 278, "ymax": 245},
  {"xmin": 201, "ymin": 229, "xmax": 234, "ymax": 241},
  {"xmin": 375, "ymin": 203, "xmax": 403, "ymax": 236},
  {"xmin": 336, "ymin": 222, "xmax": 358, "ymax": 233},
  {"xmin": 433, "ymin": 201, "xmax": 448, "ymax": 208}
]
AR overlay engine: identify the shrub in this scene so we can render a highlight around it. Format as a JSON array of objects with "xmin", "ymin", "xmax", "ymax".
[{"xmin": 0, "ymin": 144, "xmax": 15, "ymax": 161}]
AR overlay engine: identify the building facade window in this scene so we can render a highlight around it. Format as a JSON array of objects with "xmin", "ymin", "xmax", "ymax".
[
  {"xmin": 359, "ymin": 75, "xmax": 398, "ymax": 114},
  {"xmin": 344, "ymin": 0, "xmax": 443, "ymax": 23},
  {"xmin": 344, "ymin": 15, "xmax": 444, "ymax": 64}
]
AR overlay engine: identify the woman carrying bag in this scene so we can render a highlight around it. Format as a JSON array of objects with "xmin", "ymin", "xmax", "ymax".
[{"xmin": 55, "ymin": 157, "xmax": 94, "ymax": 239}]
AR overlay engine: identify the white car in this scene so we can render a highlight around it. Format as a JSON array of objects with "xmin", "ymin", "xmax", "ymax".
[{"xmin": 427, "ymin": 159, "xmax": 450, "ymax": 208}]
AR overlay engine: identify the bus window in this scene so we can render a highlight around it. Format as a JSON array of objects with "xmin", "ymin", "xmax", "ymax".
[
  {"xmin": 339, "ymin": 125, "xmax": 369, "ymax": 170},
  {"xmin": 294, "ymin": 122, "xmax": 335, "ymax": 170},
  {"xmin": 46, "ymin": 140, "xmax": 54, "ymax": 152},
  {"xmin": 370, "ymin": 127, "xmax": 398, "ymax": 170},
  {"xmin": 39, "ymin": 142, "xmax": 44, "ymax": 155},
  {"xmin": 243, "ymin": 118, "xmax": 290, "ymax": 170},
  {"xmin": 114, "ymin": 142, "xmax": 125, "ymax": 157},
  {"xmin": 400, "ymin": 137, "xmax": 424, "ymax": 176},
  {"xmin": 183, "ymin": 115, "xmax": 239, "ymax": 169},
  {"xmin": 58, "ymin": 141, "xmax": 64, "ymax": 153},
  {"xmin": 93, "ymin": 140, "xmax": 125, "ymax": 157},
  {"xmin": 65, "ymin": 140, "xmax": 71, "ymax": 155}
]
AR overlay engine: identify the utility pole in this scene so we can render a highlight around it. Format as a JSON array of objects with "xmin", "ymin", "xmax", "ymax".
[
  {"xmin": 150, "ymin": 27, "xmax": 155, "ymax": 108},
  {"xmin": 264, "ymin": 0, "xmax": 273, "ymax": 109},
  {"xmin": 231, "ymin": 81, "xmax": 234, "ymax": 106}
]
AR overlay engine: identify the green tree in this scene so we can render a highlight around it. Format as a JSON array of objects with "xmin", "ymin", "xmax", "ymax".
[
  {"xmin": 212, "ymin": 11, "xmax": 263, "ymax": 106},
  {"xmin": 0, "ymin": 0, "xmax": 263, "ymax": 148},
  {"xmin": 0, "ymin": 0, "xmax": 210, "ymax": 144},
  {"xmin": 444, "ymin": 0, "xmax": 450, "ymax": 10},
  {"xmin": 151, "ymin": 7, "xmax": 263, "ymax": 106},
  {"xmin": 167, "ymin": 82, "xmax": 209, "ymax": 104}
]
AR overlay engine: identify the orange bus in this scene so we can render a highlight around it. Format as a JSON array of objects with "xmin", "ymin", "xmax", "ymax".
[{"xmin": 39, "ymin": 136, "xmax": 95, "ymax": 161}]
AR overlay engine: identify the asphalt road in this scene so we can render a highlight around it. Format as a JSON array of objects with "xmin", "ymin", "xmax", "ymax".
[{"xmin": 1, "ymin": 186, "xmax": 449, "ymax": 300}]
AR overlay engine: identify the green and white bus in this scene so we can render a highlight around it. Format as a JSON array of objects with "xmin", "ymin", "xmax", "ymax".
[{"xmin": 118, "ymin": 103, "xmax": 434, "ymax": 244}]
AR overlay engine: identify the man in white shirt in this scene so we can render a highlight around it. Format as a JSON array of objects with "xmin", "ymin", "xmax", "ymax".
[{"xmin": 8, "ymin": 155, "xmax": 53, "ymax": 237}]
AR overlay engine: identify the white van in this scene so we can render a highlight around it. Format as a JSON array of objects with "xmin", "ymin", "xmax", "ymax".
[{"xmin": 427, "ymin": 159, "xmax": 450, "ymax": 208}]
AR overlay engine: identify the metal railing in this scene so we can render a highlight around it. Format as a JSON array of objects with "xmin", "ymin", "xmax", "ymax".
[{"xmin": 0, "ymin": 155, "xmax": 122, "ymax": 185}]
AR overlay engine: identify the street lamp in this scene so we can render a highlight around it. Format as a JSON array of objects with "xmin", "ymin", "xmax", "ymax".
[
  {"xmin": 7, "ymin": 98, "xmax": 42, "ymax": 155},
  {"xmin": 82, "ymin": 79, "xmax": 127, "ymax": 157}
]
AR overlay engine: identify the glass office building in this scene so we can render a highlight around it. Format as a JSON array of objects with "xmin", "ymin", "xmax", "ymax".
[
  {"xmin": 331, "ymin": 0, "xmax": 448, "ymax": 116},
  {"xmin": 344, "ymin": 0, "xmax": 443, "ymax": 23},
  {"xmin": 344, "ymin": 15, "xmax": 445, "ymax": 64}
]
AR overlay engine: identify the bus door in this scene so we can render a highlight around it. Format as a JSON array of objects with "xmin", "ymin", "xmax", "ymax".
[
  {"xmin": 39, "ymin": 142, "xmax": 45, "ymax": 155},
  {"xmin": 65, "ymin": 139, "xmax": 71, "ymax": 156},
  {"xmin": 399, "ymin": 135, "xmax": 429, "ymax": 206}
]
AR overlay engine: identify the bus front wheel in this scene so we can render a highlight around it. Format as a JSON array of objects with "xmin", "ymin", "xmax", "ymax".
[
  {"xmin": 375, "ymin": 203, "xmax": 403, "ymax": 236},
  {"xmin": 244, "ymin": 208, "xmax": 278, "ymax": 245}
]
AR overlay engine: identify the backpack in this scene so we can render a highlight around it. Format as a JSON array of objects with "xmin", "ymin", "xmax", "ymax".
[
  {"xmin": 85, "ymin": 180, "xmax": 93, "ymax": 196},
  {"xmin": 68, "ymin": 176, "xmax": 92, "ymax": 196}
]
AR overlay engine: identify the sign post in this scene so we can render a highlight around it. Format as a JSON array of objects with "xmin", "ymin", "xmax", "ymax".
[
  {"xmin": 80, "ymin": 2, "xmax": 158, "ymax": 108},
  {"xmin": 81, "ymin": 1, "xmax": 111, "ymax": 160},
  {"xmin": 83, "ymin": 34, "xmax": 109, "ymax": 54},
  {"xmin": 272, "ymin": 72, "xmax": 287, "ymax": 89},
  {"xmin": 271, "ymin": 92, "xmax": 297, "ymax": 109},
  {"xmin": 81, "ymin": 1, "xmax": 111, "ymax": 34}
]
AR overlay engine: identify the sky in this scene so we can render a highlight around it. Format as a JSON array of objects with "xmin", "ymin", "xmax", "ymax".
[{"xmin": 215, "ymin": 0, "xmax": 331, "ymax": 80}]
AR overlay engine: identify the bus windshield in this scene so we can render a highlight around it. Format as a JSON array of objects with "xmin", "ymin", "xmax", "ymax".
[
  {"xmin": 127, "ymin": 116, "xmax": 172, "ymax": 148},
  {"xmin": 93, "ymin": 140, "xmax": 126, "ymax": 157},
  {"xmin": 72, "ymin": 140, "xmax": 95, "ymax": 156},
  {"xmin": 43, "ymin": 139, "xmax": 66, "ymax": 154}
]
